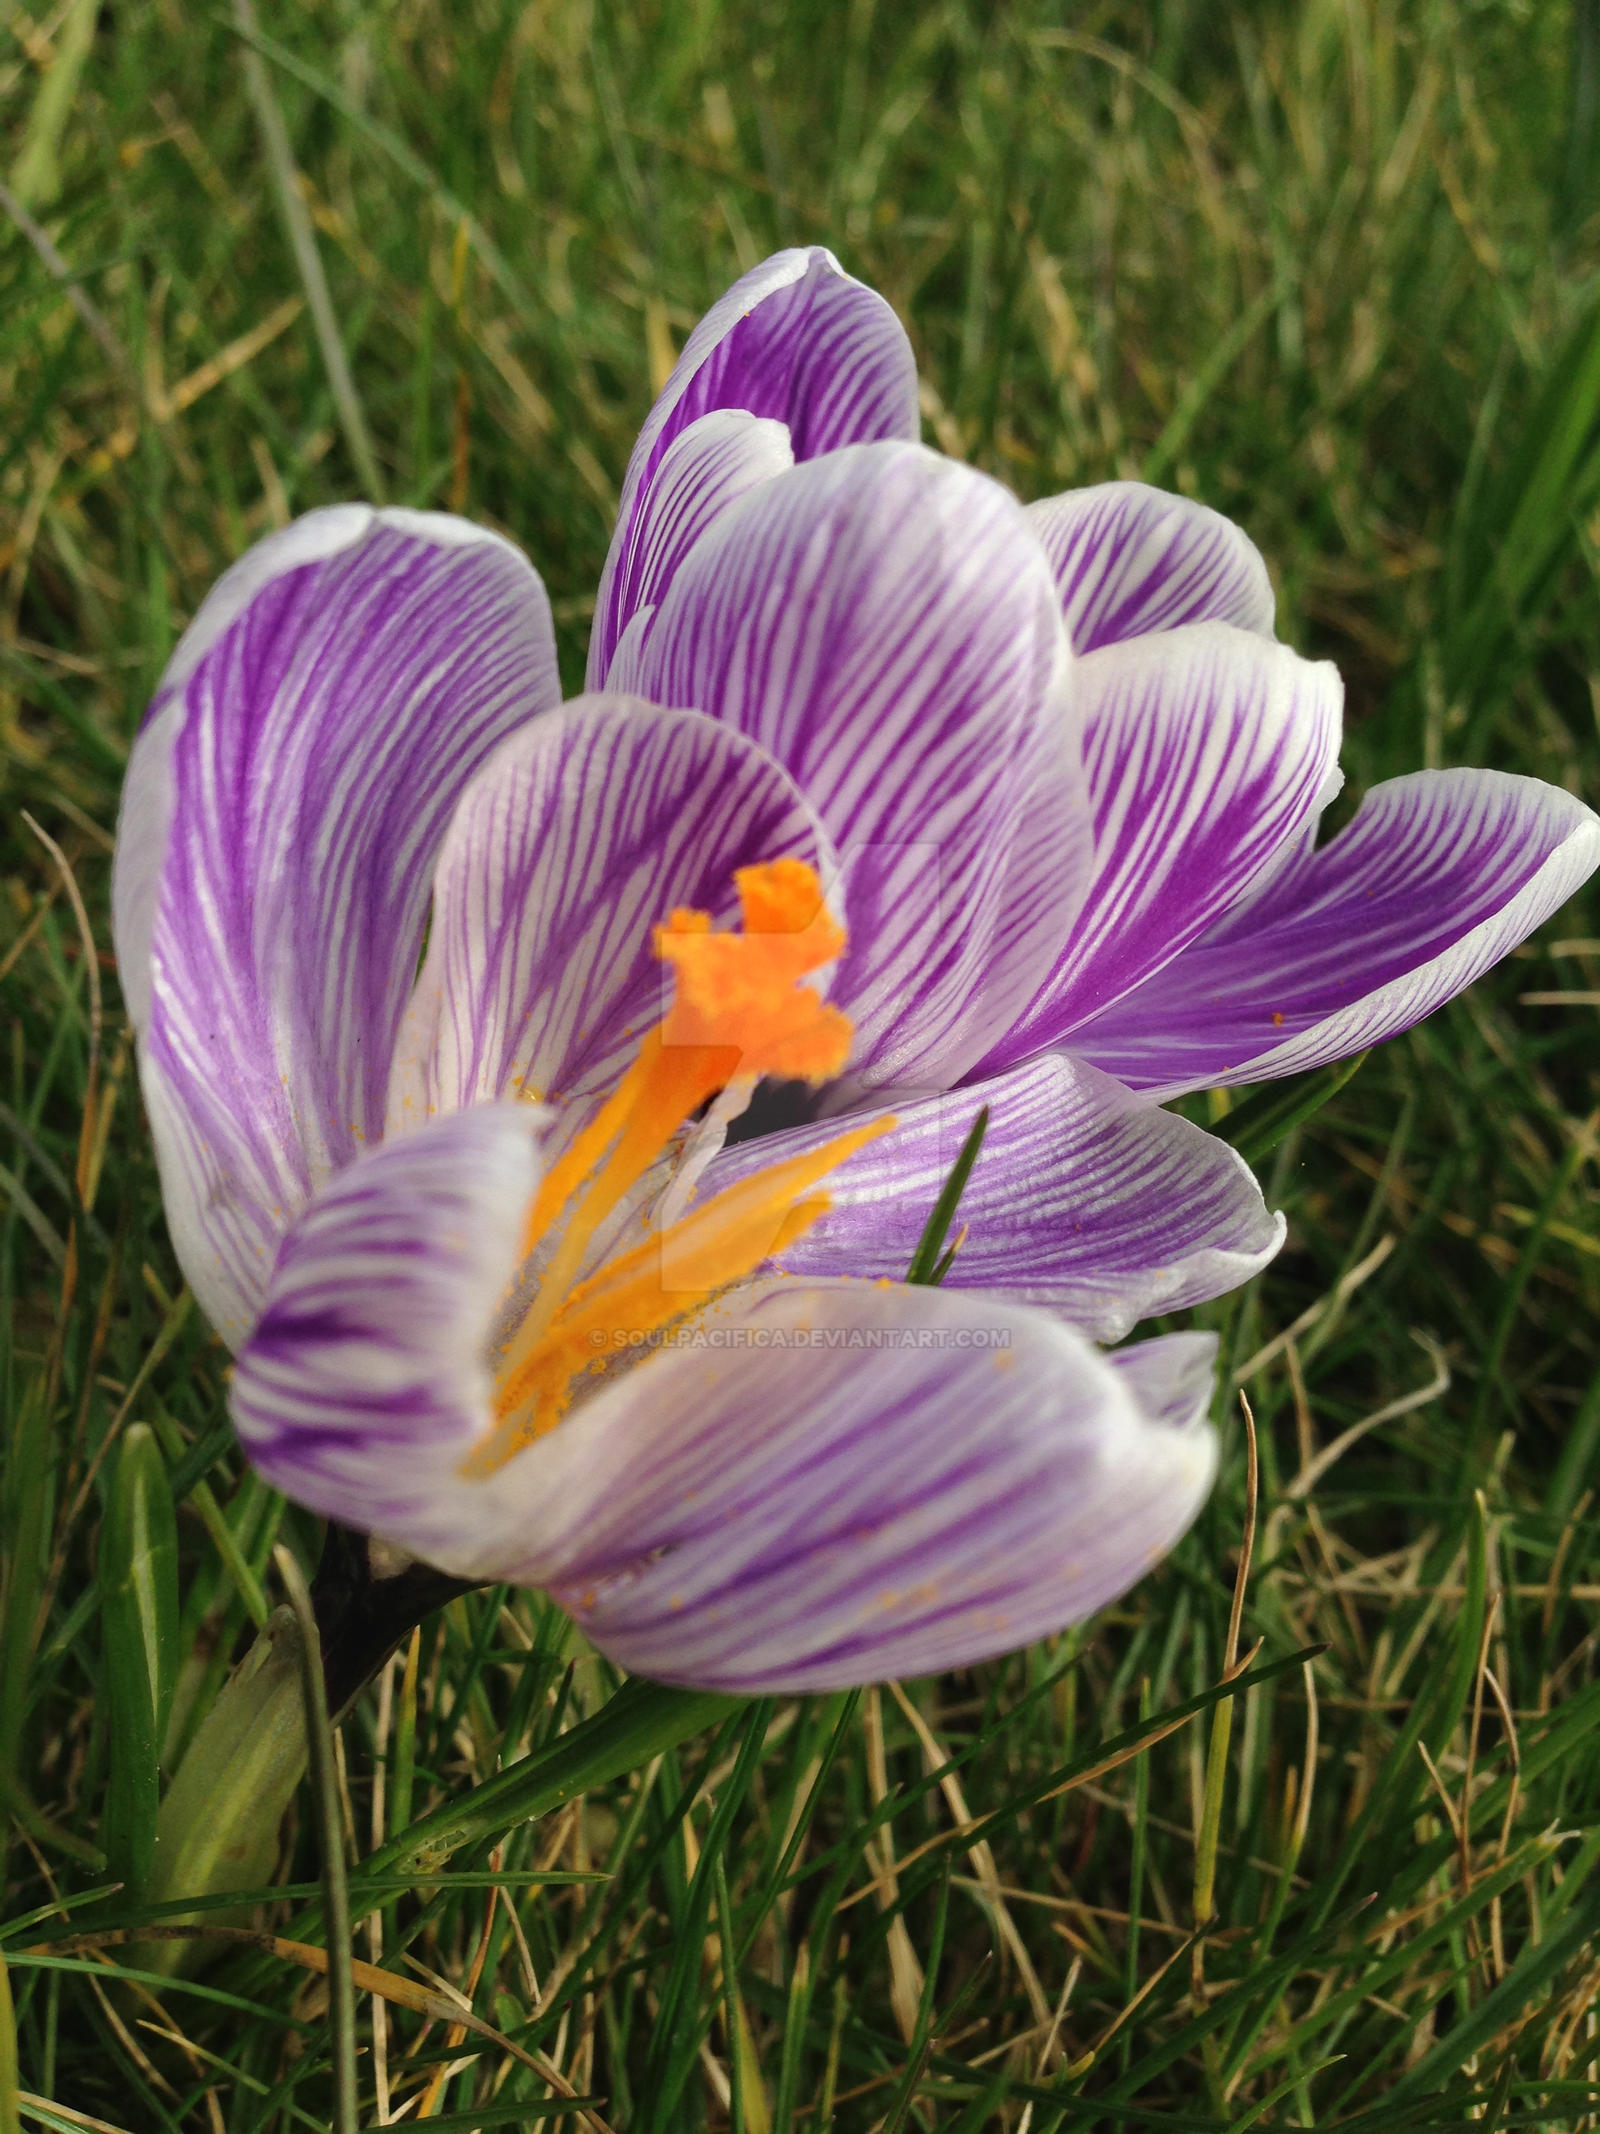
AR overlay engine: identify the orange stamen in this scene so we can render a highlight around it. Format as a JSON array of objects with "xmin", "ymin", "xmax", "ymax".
[
  {"xmin": 657, "ymin": 857, "xmax": 851, "ymax": 1083},
  {"xmin": 468, "ymin": 859, "xmax": 876, "ymax": 1477},
  {"xmin": 467, "ymin": 1113, "xmax": 893, "ymax": 1473}
]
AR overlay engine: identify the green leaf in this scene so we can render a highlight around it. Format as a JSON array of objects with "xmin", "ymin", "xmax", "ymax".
[
  {"xmin": 97, "ymin": 1421, "xmax": 179, "ymax": 1897},
  {"xmin": 9, "ymin": 0, "xmax": 98, "ymax": 209},
  {"xmin": 1206, "ymin": 1052, "xmax": 1368, "ymax": 1168},
  {"xmin": 1442, "ymin": 281, "xmax": 1600, "ymax": 714},
  {"xmin": 145, "ymin": 1605, "xmax": 309, "ymax": 1952},
  {"xmin": 362, "ymin": 1676, "xmax": 738, "ymax": 1883},
  {"xmin": 273, "ymin": 1545, "xmax": 357, "ymax": 2134},
  {"xmin": 0, "ymin": 1947, "xmax": 20, "ymax": 2134},
  {"xmin": 0, "ymin": 1380, "xmax": 56, "ymax": 1798},
  {"xmin": 1384, "ymin": 1882, "xmax": 1600, "ymax": 2108},
  {"xmin": 906, "ymin": 1104, "xmax": 989, "ymax": 1284}
]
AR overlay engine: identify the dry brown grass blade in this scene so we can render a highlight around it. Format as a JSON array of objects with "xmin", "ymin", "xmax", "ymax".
[
  {"xmin": 839, "ymin": 1644, "xmax": 1264, "ymax": 1913},
  {"xmin": 149, "ymin": 296, "xmax": 305, "ymax": 423},
  {"xmin": 28, "ymin": 1927, "xmax": 613, "ymax": 2131},
  {"xmin": 886, "ymin": 1681, "xmax": 1052, "ymax": 2031},
  {"xmin": 414, "ymin": 1862, "xmax": 501, "ymax": 2119},
  {"xmin": 15, "ymin": 2097, "xmax": 134, "ymax": 2134},
  {"xmin": 1284, "ymin": 1335, "xmax": 1451, "ymax": 1499},
  {"xmin": 20, "ymin": 813, "xmax": 100, "ymax": 1207},
  {"xmin": 0, "ymin": 877, "xmax": 62, "ymax": 986},
  {"xmin": 1232, "ymin": 1236, "xmax": 1396, "ymax": 1386},
  {"xmin": 861, "ymin": 1685, "xmax": 925, "ymax": 2045},
  {"xmin": 1061, "ymin": 1920, "xmax": 1208, "ymax": 2080}
]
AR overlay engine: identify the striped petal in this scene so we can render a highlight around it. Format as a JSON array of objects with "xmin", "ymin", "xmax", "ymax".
[
  {"xmin": 974, "ymin": 623, "xmax": 1341, "ymax": 1077},
  {"xmin": 1069, "ymin": 768, "xmax": 1600, "ymax": 1096},
  {"xmin": 232, "ymin": 1146, "xmax": 1219, "ymax": 1688},
  {"xmin": 594, "ymin": 412, "xmax": 794, "ymax": 687},
  {"xmin": 703, "ymin": 1055, "xmax": 1283, "ymax": 1340},
  {"xmin": 388, "ymin": 695, "xmax": 836, "ymax": 1130},
  {"xmin": 1029, "ymin": 481, "xmax": 1277, "ymax": 653},
  {"xmin": 111, "ymin": 508, "xmax": 559, "ymax": 1344},
  {"xmin": 590, "ymin": 247, "xmax": 918, "ymax": 684},
  {"xmin": 231, "ymin": 1104, "xmax": 544, "ymax": 1574},
  {"xmin": 533, "ymin": 1287, "xmax": 1220, "ymax": 1693},
  {"xmin": 630, "ymin": 441, "xmax": 1092, "ymax": 1090}
]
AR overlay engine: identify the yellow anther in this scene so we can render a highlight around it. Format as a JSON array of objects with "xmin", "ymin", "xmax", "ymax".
[{"xmin": 466, "ymin": 860, "xmax": 883, "ymax": 1477}]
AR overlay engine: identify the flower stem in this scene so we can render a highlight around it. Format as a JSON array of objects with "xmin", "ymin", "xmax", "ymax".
[{"xmin": 309, "ymin": 1521, "xmax": 480, "ymax": 1725}]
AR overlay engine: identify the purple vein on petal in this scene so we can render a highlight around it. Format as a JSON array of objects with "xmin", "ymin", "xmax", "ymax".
[
  {"xmin": 1029, "ymin": 481, "xmax": 1277, "ymax": 652},
  {"xmin": 589, "ymin": 248, "xmax": 919, "ymax": 684},
  {"xmin": 114, "ymin": 509, "xmax": 559, "ymax": 1341}
]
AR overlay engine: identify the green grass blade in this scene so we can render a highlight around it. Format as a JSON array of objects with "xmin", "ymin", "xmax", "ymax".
[
  {"xmin": 0, "ymin": 1948, "xmax": 19, "ymax": 2134},
  {"xmin": 1207, "ymin": 1053, "xmax": 1368, "ymax": 1169},
  {"xmin": 273, "ymin": 1546, "xmax": 356, "ymax": 2134},
  {"xmin": 96, "ymin": 1422, "xmax": 179, "ymax": 1897},
  {"xmin": 905, "ymin": 1105, "xmax": 989, "ymax": 1284}
]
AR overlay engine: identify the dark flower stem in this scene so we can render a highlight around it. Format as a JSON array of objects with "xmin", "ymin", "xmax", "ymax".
[{"xmin": 309, "ymin": 1521, "xmax": 484, "ymax": 1725}]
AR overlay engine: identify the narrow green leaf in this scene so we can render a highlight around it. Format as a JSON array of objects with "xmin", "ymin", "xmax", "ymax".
[
  {"xmin": 1385, "ymin": 1883, "xmax": 1600, "ymax": 2108},
  {"xmin": 906, "ymin": 1105, "xmax": 989, "ymax": 1283},
  {"xmin": 0, "ymin": 1948, "xmax": 20, "ymax": 2134},
  {"xmin": 97, "ymin": 1422, "xmax": 179, "ymax": 1897},
  {"xmin": 146, "ymin": 1606, "xmax": 308, "ymax": 1945},
  {"xmin": 1253, "ymin": 1834, "xmax": 1558, "ymax": 2085},
  {"xmin": 639, "ymin": 1702, "xmax": 773, "ymax": 2132},
  {"xmin": 1207, "ymin": 1052, "xmax": 1367, "ymax": 1168},
  {"xmin": 147, "ymin": 1411, "xmax": 268, "ymax": 1629},
  {"xmin": 1221, "ymin": 2058, "xmax": 1343, "ymax": 2133},
  {"xmin": 9, "ymin": 0, "xmax": 98, "ymax": 208},
  {"xmin": 273, "ymin": 1545, "xmax": 357, "ymax": 2134},
  {"xmin": 365, "ymin": 1676, "xmax": 737, "ymax": 1881},
  {"xmin": 0, "ymin": 1381, "xmax": 56, "ymax": 1796},
  {"xmin": 881, "ymin": 1859, "xmax": 952, "ymax": 2134},
  {"xmin": 399, "ymin": 2105, "xmax": 604, "ymax": 2130},
  {"xmin": 231, "ymin": 0, "xmax": 383, "ymax": 500},
  {"xmin": 1443, "ymin": 281, "xmax": 1600, "ymax": 708},
  {"xmin": 1140, "ymin": 273, "xmax": 1290, "ymax": 485},
  {"xmin": 1308, "ymin": 1502, "xmax": 1487, "ymax": 1932},
  {"xmin": 223, "ymin": 13, "xmax": 539, "ymax": 327},
  {"xmin": 772, "ymin": 1939, "xmax": 818, "ymax": 2134}
]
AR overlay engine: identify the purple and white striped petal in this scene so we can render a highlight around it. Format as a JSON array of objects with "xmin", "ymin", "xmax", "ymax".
[
  {"xmin": 231, "ymin": 1105, "xmax": 543, "ymax": 1573},
  {"xmin": 590, "ymin": 248, "xmax": 919, "ymax": 685},
  {"xmin": 974, "ymin": 623, "xmax": 1342, "ymax": 1077},
  {"xmin": 1105, "ymin": 1329, "xmax": 1220, "ymax": 1434},
  {"xmin": 112, "ymin": 508, "xmax": 559, "ymax": 1344},
  {"xmin": 1029, "ymin": 481, "xmax": 1277, "ymax": 653},
  {"xmin": 592, "ymin": 412, "xmax": 794, "ymax": 687},
  {"xmin": 630, "ymin": 441, "xmax": 1092, "ymax": 1091},
  {"xmin": 529, "ymin": 1285, "xmax": 1219, "ymax": 1693},
  {"xmin": 702, "ymin": 1055, "xmax": 1283, "ymax": 1340},
  {"xmin": 388, "ymin": 696, "xmax": 837, "ymax": 1131},
  {"xmin": 234, "ymin": 1150, "xmax": 1219, "ymax": 1686},
  {"xmin": 1067, "ymin": 768, "xmax": 1600, "ymax": 1095}
]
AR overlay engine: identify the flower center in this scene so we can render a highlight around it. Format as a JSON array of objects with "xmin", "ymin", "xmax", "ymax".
[{"xmin": 464, "ymin": 859, "xmax": 890, "ymax": 1474}]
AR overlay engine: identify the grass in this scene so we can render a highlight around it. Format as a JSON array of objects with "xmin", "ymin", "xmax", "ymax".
[{"xmin": 5, "ymin": 0, "xmax": 1600, "ymax": 2123}]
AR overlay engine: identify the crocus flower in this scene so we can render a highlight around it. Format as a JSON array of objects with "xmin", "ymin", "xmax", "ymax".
[{"xmin": 113, "ymin": 249, "xmax": 1599, "ymax": 1693}]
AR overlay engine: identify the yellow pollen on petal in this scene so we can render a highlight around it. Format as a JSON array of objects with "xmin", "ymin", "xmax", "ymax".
[{"xmin": 464, "ymin": 859, "xmax": 880, "ymax": 1478}]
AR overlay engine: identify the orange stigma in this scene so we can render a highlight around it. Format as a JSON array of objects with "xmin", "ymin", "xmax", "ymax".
[
  {"xmin": 656, "ymin": 856, "xmax": 851, "ymax": 1082},
  {"xmin": 466, "ymin": 860, "xmax": 889, "ymax": 1475}
]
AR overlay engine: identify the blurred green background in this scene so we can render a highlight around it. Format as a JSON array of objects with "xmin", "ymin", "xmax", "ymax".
[{"xmin": 8, "ymin": 1, "xmax": 1600, "ymax": 2126}]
